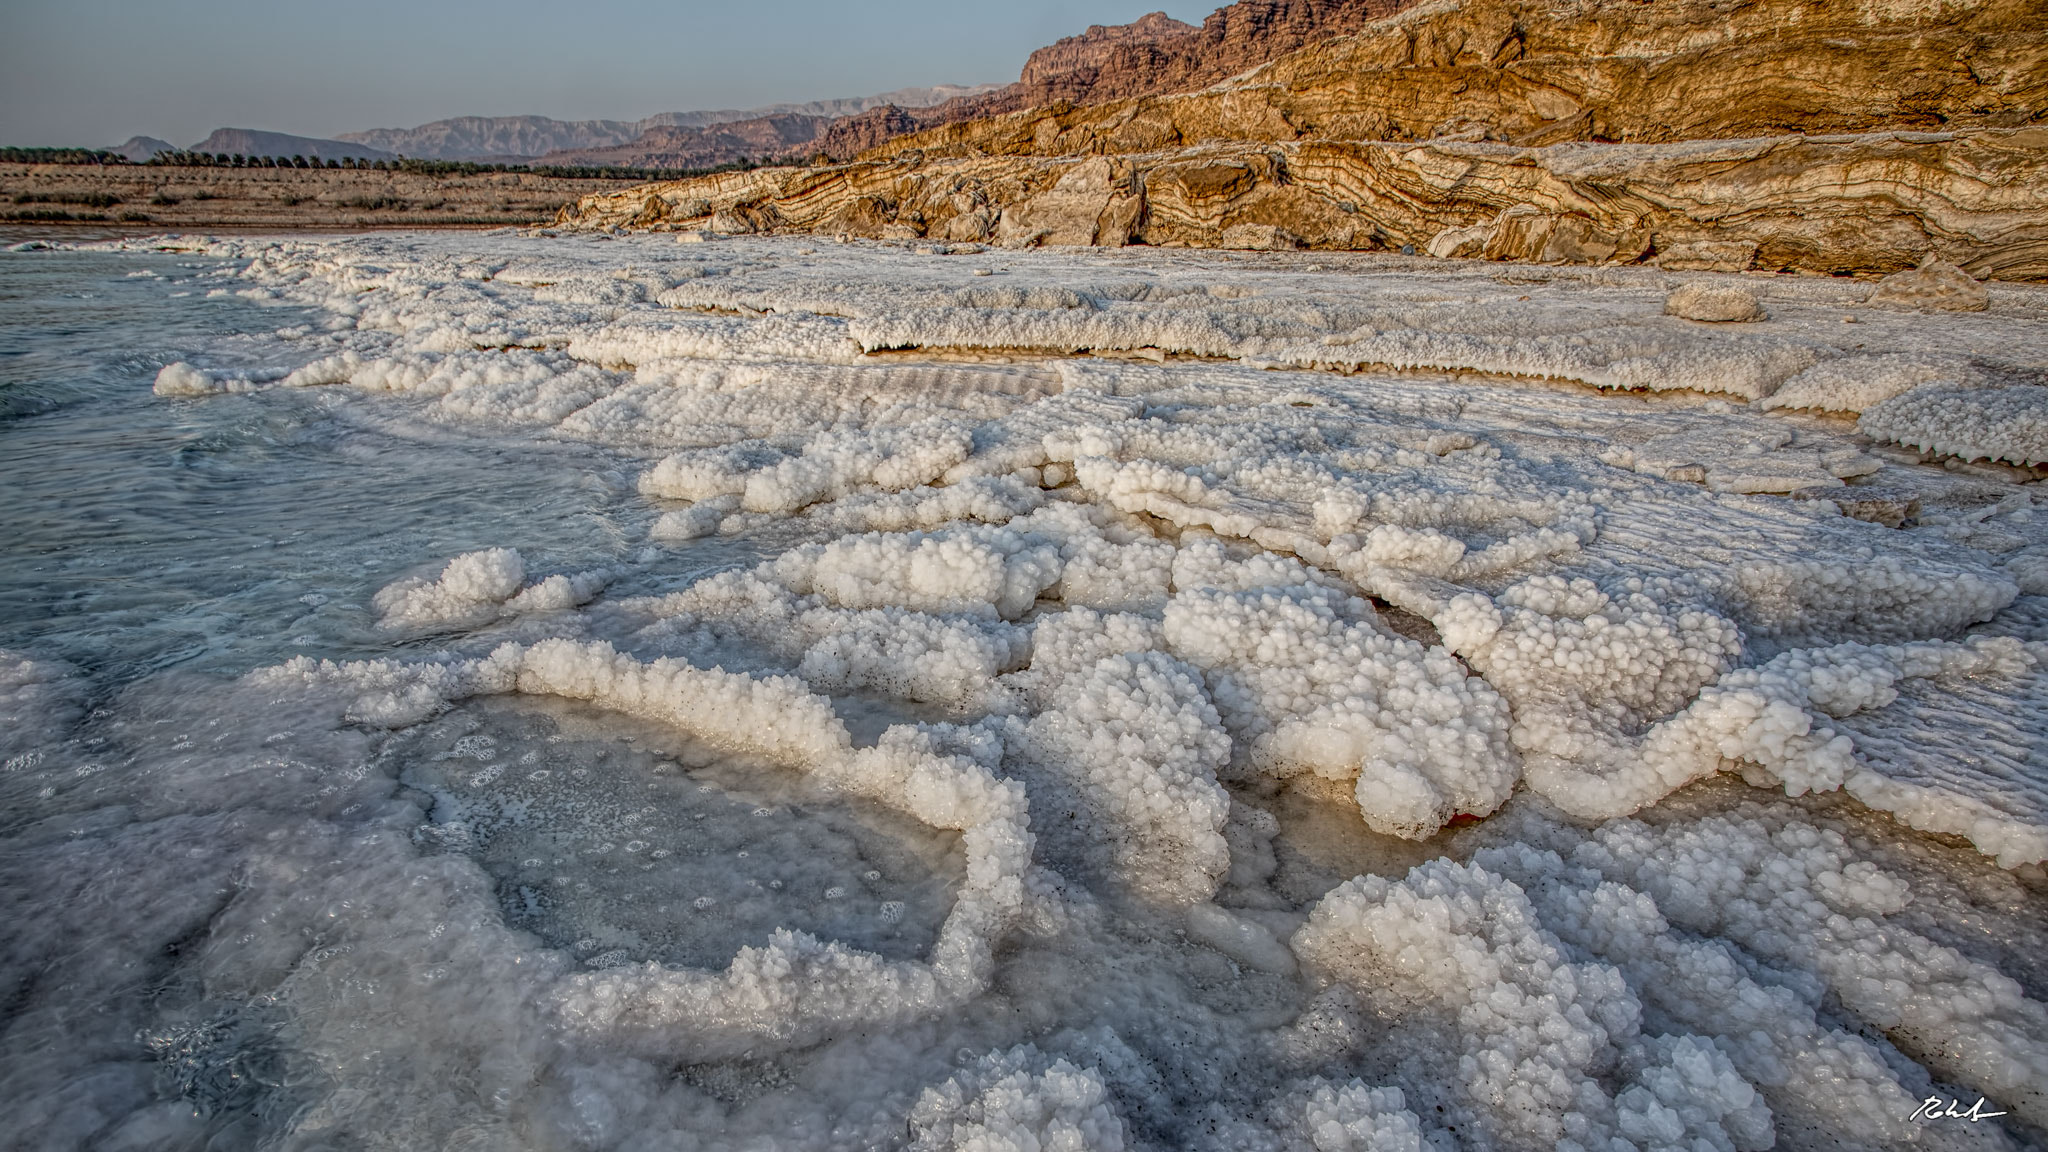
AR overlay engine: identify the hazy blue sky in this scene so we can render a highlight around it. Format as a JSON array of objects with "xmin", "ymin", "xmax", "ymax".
[{"xmin": 1, "ymin": 0, "xmax": 1216, "ymax": 147}]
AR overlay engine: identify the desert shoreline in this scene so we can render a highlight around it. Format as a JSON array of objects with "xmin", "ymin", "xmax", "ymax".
[{"xmin": 0, "ymin": 163, "xmax": 648, "ymax": 231}]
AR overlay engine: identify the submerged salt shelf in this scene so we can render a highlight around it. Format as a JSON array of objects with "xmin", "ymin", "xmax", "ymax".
[{"xmin": 4, "ymin": 232, "xmax": 2048, "ymax": 1151}]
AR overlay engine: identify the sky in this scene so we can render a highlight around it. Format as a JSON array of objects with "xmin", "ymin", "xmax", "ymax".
[{"xmin": 0, "ymin": 0, "xmax": 1219, "ymax": 148}]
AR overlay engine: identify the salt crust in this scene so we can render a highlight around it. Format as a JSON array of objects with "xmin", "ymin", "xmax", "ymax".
[
  {"xmin": 1475, "ymin": 807, "xmax": 2048, "ymax": 1132},
  {"xmin": 144, "ymin": 230, "xmax": 2044, "ymax": 865},
  {"xmin": 1859, "ymin": 385, "xmax": 2048, "ymax": 467},
  {"xmin": 1294, "ymin": 858, "xmax": 1776, "ymax": 1151},
  {"xmin": 63, "ymin": 232, "xmax": 2048, "ymax": 1146},
  {"xmin": 1761, "ymin": 352, "xmax": 1987, "ymax": 414},
  {"xmin": 1293, "ymin": 803, "xmax": 2048, "ymax": 1144},
  {"xmin": 257, "ymin": 639, "xmax": 1041, "ymax": 1059}
]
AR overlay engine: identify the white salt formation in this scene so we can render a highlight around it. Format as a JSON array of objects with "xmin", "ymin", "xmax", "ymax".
[
  {"xmin": 372, "ymin": 547, "xmax": 608, "ymax": 632},
  {"xmin": 910, "ymin": 1045, "xmax": 1129, "ymax": 1152},
  {"xmin": 6, "ymin": 229, "xmax": 2045, "ymax": 1150},
  {"xmin": 1860, "ymin": 385, "xmax": 2048, "ymax": 467}
]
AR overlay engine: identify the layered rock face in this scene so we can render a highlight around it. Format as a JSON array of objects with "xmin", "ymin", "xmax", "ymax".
[
  {"xmin": 562, "ymin": 0, "xmax": 2048, "ymax": 279},
  {"xmin": 816, "ymin": 0, "xmax": 1411, "ymax": 158},
  {"xmin": 883, "ymin": 0, "xmax": 2044, "ymax": 158}
]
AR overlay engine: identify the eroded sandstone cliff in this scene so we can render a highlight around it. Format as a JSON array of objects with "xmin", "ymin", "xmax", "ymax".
[
  {"xmin": 816, "ymin": 0, "xmax": 1414, "ymax": 158},
  {"xmin": 560, "ymin": 0, "xmax": 2048, "ymax": 279}
]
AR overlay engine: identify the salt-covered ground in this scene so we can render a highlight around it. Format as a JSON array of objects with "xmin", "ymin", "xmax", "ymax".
[{"xmin": 6, "ymin": 230, "xmax": 2048, "ymax": 1151}]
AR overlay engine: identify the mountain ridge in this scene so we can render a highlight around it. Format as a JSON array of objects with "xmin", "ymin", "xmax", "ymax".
[
  {"xmin": 188, "ymin": 129, "xmax": 395, "ymax": 162},
  {"xmin": 336, "ymin": 85, "xmax": 998, "ymax": 160}
]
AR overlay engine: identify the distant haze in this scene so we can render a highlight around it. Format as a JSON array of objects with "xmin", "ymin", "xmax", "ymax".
[{"xmin": 0, "ymin": 0, "xmax": 1213, "ymax": 149}]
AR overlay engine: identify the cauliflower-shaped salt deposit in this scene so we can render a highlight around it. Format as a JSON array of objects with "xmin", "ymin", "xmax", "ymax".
[
  {"xmin": 910, "ymin": 1045, "xmax": 1127, "ymax": 1152},
  {"xmin": 776, "ymin": 526, "xmax": 1063, "ymax": 620},
  {"xmin": 1007, "ymin": 651, "xmax": 1232, "ymax": 905},
  {"xmin": 1858, "ymin": 384, "xmax": 2048, "ymax": 466},
  {"xmin": 1165, "ymin": 582, "xmax": 1516, "ymax": 839},
  {"xmin": 1292, "ymin": 858, "xmax": 1773, "ymax": 1152},
  {"xmin": 372, "ymin": 549, "xmax": 606, "ymax": 633}
]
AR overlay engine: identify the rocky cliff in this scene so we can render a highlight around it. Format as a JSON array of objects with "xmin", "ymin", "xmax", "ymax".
[
  {"xmin": 815, "ymin": 0, "xmax": 1415, "ymax": 158},
  {"xmin": 559, "ymin": 0, "xmax": 2048, "ymax": 279},
  {"xmin": 1019, "ymin": 12, "xmax": 1199, "ymax": 89},
  {"xmin": 531, "ymin": 114, "xmax": 833, "ymax": 170}
]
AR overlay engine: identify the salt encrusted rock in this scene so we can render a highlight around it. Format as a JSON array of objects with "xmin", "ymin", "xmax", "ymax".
[
  {"xmin": 1219, "ymin": 223, "xmax": 1303, "ymax": 251},
  {"xmin": 1664, "ymin": 282, "xmax": 1765, "ymax": 323},
  {"xmin": 1654, "ymin": 240, "xmax": 1757, "ymax": 272},
  {"xmin": 1866, "ymin": 255, "xmax": 1991, "ymax": 312},
  {"xmin": 151, "ymin": 361, "xmax": 220, "ymax": 396},
  {"xmin": 1789, "ymin": 485, "xmax": 1921, "ymax": 528}
]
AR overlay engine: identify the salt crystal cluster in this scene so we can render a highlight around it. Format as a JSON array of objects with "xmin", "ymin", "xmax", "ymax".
[{"xmin": 371, "ymin": 548, "xmax": 608, "ymax": 633}]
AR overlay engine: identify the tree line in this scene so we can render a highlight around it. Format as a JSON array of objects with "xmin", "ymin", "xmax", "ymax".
[{"xmin": 0, "ymin": 148, "xmax": 128, "ymax": 165}]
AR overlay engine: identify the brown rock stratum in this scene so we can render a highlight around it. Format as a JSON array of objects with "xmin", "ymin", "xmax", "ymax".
[
  {"xmin": 815, "ymin": 0, "xmax": 1412, "ymax": 158},
  {"xmin": 561, "ymin": 0, "xmax": 2048, "ymax": 279}
]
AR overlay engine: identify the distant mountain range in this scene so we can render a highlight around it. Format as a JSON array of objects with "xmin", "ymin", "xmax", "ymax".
[
  {"xmin": 333, "ymin": 85, "xmax": 998, "ymax": 161},
  {"xmin": 96, "ymin": 84, "xmax": 999, "ymax": 172},
  {"xmin": 533, "ymin": 114, "xmax": 839, "ymax": 170}
]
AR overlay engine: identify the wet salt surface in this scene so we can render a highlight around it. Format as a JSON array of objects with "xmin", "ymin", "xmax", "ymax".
[
  {"xmin": 397, "ymin": 695, "xmax": 961, "ymax": 970},
  {"xmin": 3, "ymin": 233, "xmax": 2047, "ymax": 1151},
  {"xmin": 0, "ymin": 249, "xmax": 761, "ymax": 685}
]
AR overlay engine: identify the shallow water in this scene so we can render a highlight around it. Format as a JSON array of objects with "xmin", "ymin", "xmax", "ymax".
[
  {"xmin": 0, "ymin": 248, "xmax": 749, "ymax": 687},
  {"xmin": 396, "ymin": 695, "xmax": 963, "ymax": 970}
]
